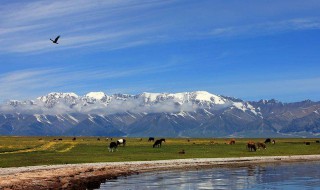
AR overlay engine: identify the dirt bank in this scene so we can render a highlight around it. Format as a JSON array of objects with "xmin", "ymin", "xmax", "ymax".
[{"xmin": 1, "ymin": 155, "xmax": 320, "ymax": 190}]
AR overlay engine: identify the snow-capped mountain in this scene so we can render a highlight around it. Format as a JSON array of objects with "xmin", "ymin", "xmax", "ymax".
[
  {"xmin": 5, "ymin": 91, "xmax": 258, "ymax": 115},
  {"xmin": 37, "ymin": 92, "xmax": 79, "ymax": 107},
  {"xmin": 0, "ymin": 91, "xmax": 319, "ymax": 137}
]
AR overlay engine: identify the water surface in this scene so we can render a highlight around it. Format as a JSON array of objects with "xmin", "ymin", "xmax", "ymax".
[{"xmin": 98, "ymin": 161, "xmax": 320, "ymax": 190}]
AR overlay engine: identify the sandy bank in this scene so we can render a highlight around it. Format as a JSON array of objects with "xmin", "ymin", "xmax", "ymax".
[{"xmin": 1, "ymin": 155, "xmax": 320, "ymax": 190}]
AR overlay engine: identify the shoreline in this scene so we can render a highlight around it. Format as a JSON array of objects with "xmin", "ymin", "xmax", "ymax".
[{"xmin": 0, "ymin": 155, "xmax": 320, "ymax": 190}]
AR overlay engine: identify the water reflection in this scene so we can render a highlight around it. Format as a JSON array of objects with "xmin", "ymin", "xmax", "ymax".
[{"xmin": 98, "ymin": 162, "xmax": 320, "ymax": 190}]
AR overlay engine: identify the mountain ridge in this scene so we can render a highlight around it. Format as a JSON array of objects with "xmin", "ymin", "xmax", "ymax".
[{"xmin": 0, "ymin": 91, "xmax": 319, "ymax": 137}]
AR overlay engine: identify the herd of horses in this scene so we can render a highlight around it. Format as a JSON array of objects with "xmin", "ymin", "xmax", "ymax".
[
  {"xmin": 108, "ymin": 137, "xmax": 166, "ymax": 152},
  {"xmin": 108, "ymin": 138, "xmax": 126, "ymax": 152},
  {"xmin": 107, "ymin": 137, "xmax": 278, "ymax": 153},
  {"xmin": 247, "ymin": 138, "xmax": 275, "ymax": 152}
]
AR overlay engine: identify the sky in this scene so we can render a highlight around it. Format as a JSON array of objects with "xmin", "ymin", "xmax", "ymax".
[{"xmin": 1, "ymin": 0, "xmax": 320, "ymax": 102}]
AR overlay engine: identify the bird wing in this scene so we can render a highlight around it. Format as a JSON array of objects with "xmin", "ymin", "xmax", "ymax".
[{"xmin": 54, "ymin": 35, "xmax": 60, "ymax": 42}]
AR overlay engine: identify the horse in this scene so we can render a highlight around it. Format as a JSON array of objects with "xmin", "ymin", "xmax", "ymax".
[
  {"xmin": 148, "ymin": 137, "xmax": 155, "ymax": 142},
  {"xmin": 229, "ymin": 139, "xmax": 236, "ymax": 145},
  {"xmin": 108, "ymin": 142, "xmax": 118, "ymax": 152},
  {"xmin": 257, "ymin": 142, "xmax": 266, "ymax": 149},
  {"xmin": 117, "ymin": 139, "xmax": 126, "ymax": 146},
  {"xmin": 178, "ymin": 150, "xmax": 185, "ymax": 154},
  {"xmin": 264, "ymin": 138, "xmax": 271, "ymax": 143},
  {"xmin": 247, "ymin": 141, "xmax": 256, "ymax": 152},
  {"xmin": 272, "ymin": 140, "xmax": 276, "ymax": 144},
  {"xmin": 72, "ymin": 137, "xmax": 76, "ymax": 141},
  {"xmin": 153, "ymin": 138, "xmax": 165, "ymax": 148}
]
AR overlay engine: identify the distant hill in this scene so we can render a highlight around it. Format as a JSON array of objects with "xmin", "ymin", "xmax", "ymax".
[{"xmin": 0, "ymin": 91, "xmax": 319, "ymax": 137}]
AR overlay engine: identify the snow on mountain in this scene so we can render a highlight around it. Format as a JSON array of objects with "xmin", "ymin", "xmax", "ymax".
[
  {"xmin": 139, "ymin": 92, "xmax": 162, "ymax": 103},
  {"xmin": 85, "ymin": 92, "xmax": 107, "ymax": 100},
  {"xmin": 1, "ymin": 91, "xmax": 320, "ymax": 137},
  {"xmin": 136, "ymin": 91, "xmax": 227, "ymax": 105},
  {"xmin": 1, "ymin": 91, "xmax": 260, "ymax": 115},
  {"xmin": 190, "ymin": 91, "xmax": 226, "ymax": 104},
  {"xmin": 36, "ymin": 92, "xmax": 79, "ymax": 108},
  {"xmin": 37, "ymin": 92, "xmax": 79, "ymax": 102}
]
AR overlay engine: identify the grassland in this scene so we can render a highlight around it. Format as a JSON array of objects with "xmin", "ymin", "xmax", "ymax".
[{"xmin": 0, "ymin": 136, "xmax": 319, "ymax": 168}]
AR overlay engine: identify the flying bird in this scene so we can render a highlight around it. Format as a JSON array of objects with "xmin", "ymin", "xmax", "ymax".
[{"xmin": 50, "ymin": 35, "xmax": 60, "ymax": 44}]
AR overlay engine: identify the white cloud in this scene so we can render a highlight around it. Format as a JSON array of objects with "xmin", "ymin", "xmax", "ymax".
[
  {"xmin": 2, "ymin": 1, "xmax": 320, "ymax": 54},
  {"xmin": 0, "ymin": 0, "xmax": 173, "ymax": 54},
  {"xmin": 206, "ymin": 18, "xmax": 320, "ymax": 39},
  {"xmin": 207, "ymin": 77, "xmax": 320, "ymax": 102},
  {"xmin": 0, "ymin": 62, "xmax": 176, "ymax": 101}
]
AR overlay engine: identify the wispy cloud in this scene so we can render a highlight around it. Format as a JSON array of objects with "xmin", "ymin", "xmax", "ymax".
[
  {"xmin": 2, "ymin": 1, "xmax": 320, "ymax": 54},
  {"xmin": 205, "ymin": 18, "xmax": 320, "ymax": 39},
  {"xmin": 5, "ymin": 28, "xmax": 153, "ymax": 53},
  {"xmin": 0, "ymin": 62, "xmax": 176, "ymax": 101},
  {"xmin": 0, "ymin": 0, "xmax": 173, "ymax": 54},
  {"xmin": 206, "ymin": 77, "xmax": 320, "ymax": 102},
  {"xmin": 1, "ymin": 0, "xmax": 320, "ymax": 103}
]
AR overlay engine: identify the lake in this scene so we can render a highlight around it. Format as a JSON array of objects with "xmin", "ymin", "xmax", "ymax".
[{"xmin": 97, "ymin": 161, "xmax": 320, "ymax": 190}]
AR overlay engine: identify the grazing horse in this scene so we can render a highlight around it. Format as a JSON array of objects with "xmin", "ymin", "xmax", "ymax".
[
  {"xmin": 264, "ymin": 138, "xmax": 271, "ymax": 143},
  {"xmin": 178, "ymin": 150, "xmax": 185, "ymax": 154},
  {"xmin": 229, "ymin": 139, "xmax": 236, "ymax": 145},
  {"xmin": 257, "ymin": 142, "xmax": 266, "ymax": 149},
  {"xmin": 72, "ymin": 137, "xmax": 76, "ymax": 141},
  {"xmin": 247, "ymin": 141, "xmax": 256, "ymax": 152},
  {"xmin": 148, "ymin": 137, "xmax": 155, "ymax": 142},
  {"xmin": 117, "ymin": 139, "xmax": 126, "ymax": 146},
  {"xmin": 108, "ymin": 142, "xmax": 118, "ymax": 152},
  {"xmin": 153, "ymin": 138, "xmax": 165, "ymax": 148},
  {"xmin": 272, "ymin": 140, "xmax": 276, "ymax": 144}
]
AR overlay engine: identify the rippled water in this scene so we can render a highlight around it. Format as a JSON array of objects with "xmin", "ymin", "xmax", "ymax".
[{"xmin": 97, "ymin": 161, "xmax": 320, "ymax": 190}]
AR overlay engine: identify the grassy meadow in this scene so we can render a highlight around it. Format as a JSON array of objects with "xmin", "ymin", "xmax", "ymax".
[{"xmin": 0, "ymin": 136, "xmax": 319, "ymax": 168}]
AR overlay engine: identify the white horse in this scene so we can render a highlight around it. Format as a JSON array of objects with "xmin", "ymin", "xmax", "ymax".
[{"xmin": 117, "ymin": 139, "xmax": 126, "ymax": 146}]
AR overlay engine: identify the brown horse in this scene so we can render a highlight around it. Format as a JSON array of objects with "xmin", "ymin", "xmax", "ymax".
[
  {"xmin": 229, "ymin": 139, "xmax": 236, "ymax": 145},
  {"xmin": 257, "ymin": 142, "xmax": 266, "ymax": 149},
  {"xmin": 247, "ymin": 141, "xmax": 256, "ymax": 152}
]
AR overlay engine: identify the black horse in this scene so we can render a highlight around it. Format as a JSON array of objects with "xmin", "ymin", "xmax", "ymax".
[
  {"xmin": 264, "ymin": 138, "xmax": 272, "ymax": 143},
  {"xmin": 153, "ymin": 138, "xmax": 165, "ymax": 148},
  {"xmin": 265, "ymin": 138, "xmax": 276, "ymax": 144},
  {"xmin": 148, "ymin": 137, "xmax": 155, "ymax": 142},
  {"xmin": 108, "ymin": 142, "xmax": 118, "ymax": 152}
]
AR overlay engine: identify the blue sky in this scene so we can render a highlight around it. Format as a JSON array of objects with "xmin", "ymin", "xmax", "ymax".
[{"xmin": 1, "ymin": 0, "xmax": 320, "ymax": 102}]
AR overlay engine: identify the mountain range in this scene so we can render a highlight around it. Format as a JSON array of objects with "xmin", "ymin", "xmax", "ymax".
[{"xmin": 0, "ymin": 91, "xmax": 319, "ymax": 137}]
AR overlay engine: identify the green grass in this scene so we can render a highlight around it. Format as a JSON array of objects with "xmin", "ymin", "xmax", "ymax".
[{"xmin": 0, "ymin": 136, "xmax": 319, "ymax": 168}]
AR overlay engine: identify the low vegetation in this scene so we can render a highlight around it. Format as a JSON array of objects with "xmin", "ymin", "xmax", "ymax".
[{"xmin": 0, "ymin": 136, "xmax": 319, "ymax": 168}]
